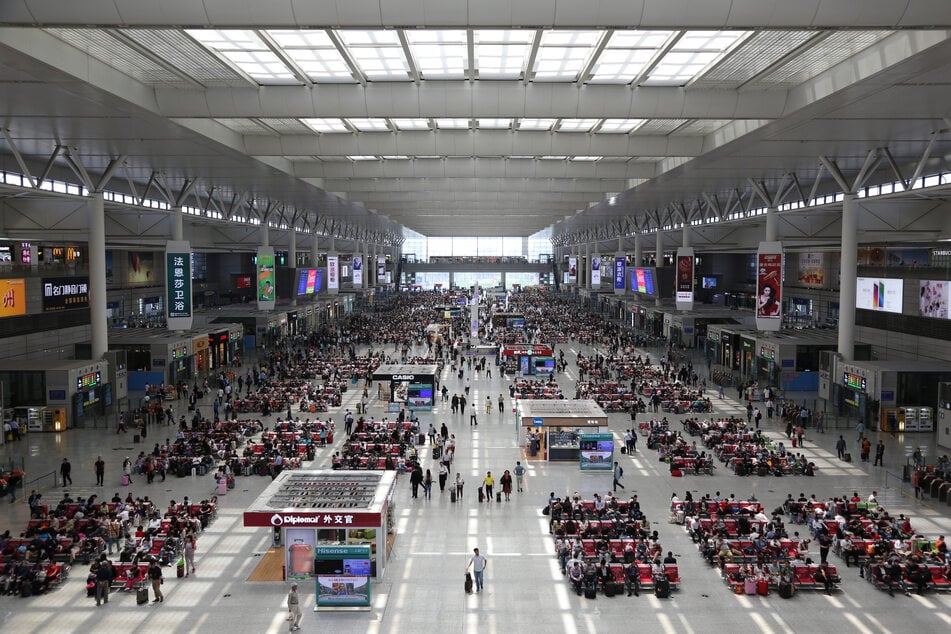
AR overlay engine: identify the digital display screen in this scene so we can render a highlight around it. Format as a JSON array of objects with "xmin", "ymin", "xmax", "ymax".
[
  {"xmin": 856, "ymin": 277, "xmax": 903, "ymax": 313},
  {"xmin": 702, "ymin": 277, "xmax": 717, "ymax": 288},
  {"xmin": 630, "ymin": 268, "xmax": 656, "ymax": 295},
  {"xmin": 508, "ymin": 317, "xmax": 525, "ymax": 328},
  {"xmin": 296, "ymin": 269, "xmax": 323, "ymax": 296},
  {"xmin": 342, "ymin": 559, "xmax": 371, "ymax": 576},
  {"xmin": 77, "ymin": 371, "xmax": 101, "ymax": 391},
  {"xmin": 844, "ymin": 372, "xmax": 867, "ymax": 391},
  {"xmin": 760, "ymin": 347, "xmax": 775, "ymax": 360},
  {"xmin": 235, "ymin": 275, "xmax": 252, "ymax": 289}
]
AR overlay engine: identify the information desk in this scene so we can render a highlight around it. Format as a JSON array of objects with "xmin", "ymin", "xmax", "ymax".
[
  {"xmin": 516, "ymin": 400, "xmax": 608, "ymax": 461},
  {"xmin": 372, "ymin": 364, "xmax": 438, "ymax": 411},
  {"xmin": 243, "ymin": 470, "xmax": 397, "ymax": 580}
]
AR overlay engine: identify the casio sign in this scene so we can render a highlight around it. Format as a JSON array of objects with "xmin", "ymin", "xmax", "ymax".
[{"xmin": 392, "ymin": 374, "xmax": 415, "ymax": 380}]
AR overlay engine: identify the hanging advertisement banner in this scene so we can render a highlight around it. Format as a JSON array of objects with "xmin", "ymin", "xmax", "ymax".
[
  {"xmin": 352, "ymin": 255, "xmax": 363, "ymax": 286},
  {"xmin": 165, "ymin": 241, "xmax": 193, "ymax": 330},
  {"xmin": 377, "ymin": 256, "xmax": 386, "ymax": 283},
  {"xmin": 675, "ymin": 247, "xmax": 694, "ymax": 311},
  {"xmin": 256, "ymin": 246, "xmax": 276, "ymax": 311},
  {"xmin": 756, "ymin": 241, "xmax": 783, "ymax": 331},
  {"xmin": 568, "ymin": 257, "xmax": 578, "ymax": 283},
  {"xmin": 590, "ymin": 256, "xmax": 601, "ymax": 286},
  {"xmin": 327, "ymin": 255, "xmax": 339, "ymax": 291},
  {"xmin": 614, "ymin": 257, "xmax": 626, "ymax": 291}
]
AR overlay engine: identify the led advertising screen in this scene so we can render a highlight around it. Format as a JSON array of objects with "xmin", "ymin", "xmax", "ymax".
[
  {"xmin": 568, "ymin": 257, "xmax": 577, "ymax": 283},
  {"xmin": 920, "ymin": 280, "xmax": 949, "ymax": 318},
  {"xmin": 590, "ymin": 256, "xmax": 601, "ymax": 286},
  {"xmin": 256, "ymin": 246, "xmax": 276, "ymax": 310},
  {"xmin": 630, "ymin": 267, "xmax": 656, "ymax": 295},
  {"xmin": 297, "ymin": 269, "xmax": 322, "ymax": 296},
  {"xmin": 352, "ymin": 255, "xmax": 363, "ymax": 286},
  {"xmin": 675, "ymin": 248, "xmax": 694, "ymax": 308},
  {"xmin": 327, "ymin": 255, "xmax": 339, "ymax": 290},
  {"xmin": 701, "ymin": 277, "xmax": 717, "ymax": 288},
  {"xmin": 856, "ymin": 277, "xmax": 903, "ymax": 313}
]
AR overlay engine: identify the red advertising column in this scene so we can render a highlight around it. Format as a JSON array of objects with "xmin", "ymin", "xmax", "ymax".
[
  {"xmin": 675, "ymin": 247, "xmax": 694, "ymax": 311},
  {"xmin": 756, "ymin": 241, "xmax": 783, "ymax": 331}
]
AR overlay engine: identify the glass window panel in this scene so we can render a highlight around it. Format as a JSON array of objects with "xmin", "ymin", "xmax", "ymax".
[
  {"xmin": 347, "ymin": 118, "xmax": 390, "ymax": 131},
  {"xmin": 453, "ymin": 237, "xmax": 478, "ymax": 254},
  {"xmin": 338, "ymin": 30, "xmax": 402, "ymax": 46},
  {"xmin": 475, "ymin": 30, "xmax": 536, "ymax": 44},
  {"xmin": 300, "ymin": 117, "xmax": 350, "ymax": 133},
  {"xmin": 506, "ymin": 272, "xmax": 540, "ymax": 289},
  {"xmin": 267, "ymin": 30, "xmax": 335, "ymax": 48},
  {"xmin": 557, "ymin": 118, "xmax": 599, "ymax": 132},
  {"xmin": 597, "ymin": 118, "xmax": 646, "ymax": 133},
  {"xmin": 518, "ymin": 118, "xmax": 556, "ymax": 131},
  {"xmin": 477, "ymin": 118, "xmax": 513, "ymax": 129},
  {"xmin": 502, "ymin": 237, "xmax": 524, "ymax": 257},
  {"xmin": 477, "ymin": 237, "xmax": 503, "ymax": 257},
  {"xmin": 607, "ymin": 30, "xmax": 672, "ymax": 48},
  {"xmin": 540, "ymin": 30, "xmax": 602, "ymax": 47},
  {"xmin": 476, "ymin": 43, "xmax": 530, "ymax": 78},
  {"xmin": 428, "ymin": 236, "xmax": 453, "ymax": 257},
  {"xmin": 434, "ymin": 118, "xmax": 470, "ymax": 129}
]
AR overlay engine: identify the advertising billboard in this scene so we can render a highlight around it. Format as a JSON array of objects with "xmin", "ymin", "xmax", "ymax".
[
  {"xmin": 256, "ymin": 246, "xmax": 276, "ymax": 311},
  {"xmin": 798, "ymin": 252, "xmax": 824, "ymax": 287},
  {"xmin": 756, "ymin": 242, "xmax": 783, "ymax": 332},
  {"xmin": 590, "ymin": 256, "xmax": 601, "ymax": 286},
  {"xmin": 0, "ymin": 278, "xmax": 26, "ymax": 317},
  {"xmin": 42, "ymin": 276, "xmax": 90, "ymax": 312},
  {"xmin": 165, "ymin": 241, "xmax": 193, "ymax": 330},
  {"xmin": 675, "ymin": 247, "xmax": 694, "ymax": 311},
  {"xmin": 920, "ymin": 280, "xmax": 949, "ymax": 318},
  {"xmin": 614, "ymin": 257, "xmax": 626, "ymax": 290},
  {"xmin": 352, "ymin": 255, "xmax": 363, "ymax": 286},
  {"xmin": 327, "ymin": 255, "xmax": 339, "ymax": 291},
  {"xmin": 856, "ymin": 277, "xmax": 903, "ymax": 313},
  {"xmin": 568, "ymin": 257, "xmax": 577, "ymax": 283},
  {"xmin": 630, "ymin": 267, "xmax": 657, "ymax": 295}
]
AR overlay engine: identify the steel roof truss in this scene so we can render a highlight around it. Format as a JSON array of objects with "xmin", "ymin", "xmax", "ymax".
[
  {"xmin": 62, "ymin": 148, "xmax": 94, "ymax": 192},
  {"xmin": 0, "ymin": 128, "xmax": 36, "ymax": 188}
]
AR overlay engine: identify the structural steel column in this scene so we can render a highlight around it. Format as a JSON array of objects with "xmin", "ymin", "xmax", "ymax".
[
  {"xmin": 170, "ymin": 206, "xmax": 184, "ymax": 242},
  {"xmin": 655, "ymin": 230, "xmax": 663, "ymax": 308},
  {"xmin": 88, "ymin": 193, "xmax": 108, "ymax": 359},
  {"xmin": 288, "ymin": 228, "xmax": 297, "ymax": 306},
  {"xmin": 837, "ymin": 194, "xmax": 858, "ymax": 361},
  {"xmin": 765, "ymin": 206, "xmax": 778, "ymax": 242}
]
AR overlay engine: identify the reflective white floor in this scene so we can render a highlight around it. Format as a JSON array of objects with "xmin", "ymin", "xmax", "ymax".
[{"xmin": 2, "ymin": 340, "xmax": 950, "ymax": 634}]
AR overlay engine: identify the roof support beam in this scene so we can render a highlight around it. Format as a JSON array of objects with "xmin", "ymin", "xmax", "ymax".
[
  {"xmin": 0, "ymin": 128, "xmax": 36, "ymax": 188},
  {"xmin": 95, "ymin": 155, "xmax": 127, "ymax": 193}
]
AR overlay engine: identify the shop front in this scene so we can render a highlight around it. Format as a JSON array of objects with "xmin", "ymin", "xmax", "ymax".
[
  {"xmin": 243, "ymin": 471, "xmax": 397, "ymax": 583},
  {"xmin": 192, "ymin": 335, "xmax": 210, "ymax": 377},
  {"xmin": 0, "ymin": 359, "xmax": 110, "ymax": 430},
  {"xmin": 372, "ymin": 364, "xmax": 437, "ymax": 411},
  {"xmin": 516, "ymin": 400, "xmax": 608, "ymax": 461}
]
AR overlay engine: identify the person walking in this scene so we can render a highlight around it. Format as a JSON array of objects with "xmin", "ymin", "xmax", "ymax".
[
  {"xmin": 623, "ymin": 430, "xmax": 634, "ymax": 453},
  {"xmin": 95, "ymin": 557, "xmax": 114, "ymax": 606},
  {"xmin": 122, "ymin": 457, "xmax": 133, "ymax": 484},
  {"xmin": 836, "ymin": 435, "xmax": 847, "ymax": 460},
  {"xmin": 148, "ymin": 559, "xmax": 164, "ymax": 603},
  {"xmin": 467, "ymin": 548, "xmax": 487, "ymax": 593},
  {"xmin": 410, "ymin": 466, "xmax": 422, "ymax": 498},
  {"xmin": 424, "ymin": 469, "xmax": 433, "ymax": 499},
  {"xmin": 95, "ymin": 456, "xmax": 105, "ymax": 486},
  {"xmin": 500, "ymin": 470, "xmax": 513, "ymax": 501},
  {"xmin": 60, "ymin": 458, "xmax": 72, "ymax": 487},
  {"xmin": 498, "ymin": 394, "xmax": 504, "ymax": 413},
  {"xmin": 482, "ymin": 471, "xmax": 495, "ymax": 501},
  {"xmin": 439, "ymin": 463, "xmax": 449, "ymax": 492},
  {"xmin": 514, "ymin": 461, "xmax": 525, "ymax": 492},
  {"xmin": 613, "ymin": 461, "xmax": 625, "ymax": 491},
  {"xmin": 485, "ymin": 396, "xmax": 492, "ymax": 415},
  {"xmin": 874, "ymin": 440, "xmax": 885, "ymax": 467},
  {"xmin": 287, "ymin": 583, "xmax": 302, "ymax": 631},
  {"xmin": 183, "ymin": 535, "xmax": 197, "ymax": 576}
]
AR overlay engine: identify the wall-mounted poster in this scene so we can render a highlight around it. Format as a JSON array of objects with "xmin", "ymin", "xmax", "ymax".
[
  {"xmin": 327, "ymin": 255, "xmax": 339, "ymax": 291},
  {"xmin": 0, "ymin": 278, "xmax": 26, "ymax": 317},
  {"xmin": 857, "ymin": 246, "xmax": 886, "ymax": 266},
  {"xmin": 920, "ymin": 280, "xmax": 949, "ymax": 318},
  {"xmin": 614, "ymin": 257, "xmax": 626, "ymax": 290},
  {"xmin": 756, "ymin": 242, "xmax": 783, "ymax": 331},
  {"xmin": 798, "ymin": 252, "xmax": 824, "ymax": 287},
  {"xmin": 887, "ymin": 248, "xmax": 929, "ymax": 268},
  {"xmin": 256, "ymin": 246, "xmax": 276, "ymax": 310},
  {"xmin": 856, "ymin": 277, "xmax": 903, "ymax": 313},
  {"xmin": 352, "ymin": 255, "xmax": 363, "ymax": 286},
  {"xmin": 127, "ymin": 251, "xmax": 155, "ymax": 284},
  {"xmin": 568, "ymin": 257, "xmax": 578, "ymax": 283},
  {"xmin": 590, "ymin": 256, "xmax": 601, "ymax": 286}
]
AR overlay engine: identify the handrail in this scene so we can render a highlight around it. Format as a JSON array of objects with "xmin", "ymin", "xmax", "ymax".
[{"xmin": 22, "ymin": 469, "xmax": 57, "ymax": 491}]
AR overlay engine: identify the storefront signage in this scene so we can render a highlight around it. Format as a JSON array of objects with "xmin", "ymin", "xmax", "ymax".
[
  {"xmin": 243, "ymin": 511, "xmax": 381, "ymax": 527},
  {"xmin": 391, "ymin": 374, "xmax": 416, "ymax": 381},
  {"xmin": 614, "ymin": 257, "xmax": 626, "ymax": 290},
  {"xmin": 533, "ymin": 417, "xmax": 544, "ymax": 427},
  {"xmin": 844, "ymin": 372, "xmax": 867, "ymax": 391},
  {"xmin": 165, "ymin": 241, "xmax": 193, "ymax": 330},
  {"xmin": 256, "ymin": 246, "xmax": 276, "ymax": 310},
  {"xmin": 0, "ymin": 278, "xmax": 26, "ymax": 317},
  {"xmin": 676, "ymin": 248, "xmax": 694, "ymax": 310},
  {"xmin": 756, "ymin": 242, "xmax": 783, "ymax": 332},
  {"xmin": 42, "ymin": 276, "xmax": 90, "ymax": 312}
]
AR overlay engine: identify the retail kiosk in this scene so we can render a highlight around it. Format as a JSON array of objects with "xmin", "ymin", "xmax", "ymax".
[
  {"xmin": 499, "ymin": 343, "xmax": 555, "ymax": 376},
  {"xmin": 372, "ymin": 364, "xmax": 437, "ymax": 411},
  {"xmin": 516, "ymin": 400, "xmax": 608, "ymax": 461},
  {"xmin": 243, "ymin": 470, "xmax": 398, "ymax": 581}
]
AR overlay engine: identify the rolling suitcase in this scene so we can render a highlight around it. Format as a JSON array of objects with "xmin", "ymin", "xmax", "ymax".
[
  {"xmin": 757, "ymin": 579, "xmax": 769, "ymax": 596},
  {"xmin": 496, "ymin": 492, "xmax": 502, "ymax": 503},
  {"xmin": 418, "ymin": 433, "xmax": 425, "ymax": 446},
  {"xmin": 122, "ymin": 474, "xmax": 130, "ymax": 486},
  {"xmin": 604, "ymin": 583, "xmax": 616, "ymax": 597},
  {"xmin": 478, "ymin": 487, "xmax": 485, "ymax": 503},
  {"xmin": 465, "ymin": 572, "xmax": 473, "ymax": 594},
  {"xmin": 744, "ymin": 577, "xmax": 757, "ymax": 595},
  {"xmin": 451, "ymin": 490, "xmax": 457, "ymax": 503},
  {"xmin": 778, "ymin": 581, "xmax": 794, "ymax": 599},
  {"xmin": 843, "ymin": 453, "xmax": 852, "ymax": 463},
  {"xmin": 583, "ymin": 583, "xmax": 598, "ymax": 599},
  {"xmin": 654, "ymin": 577, "xmax": 671, "ymax": 598},
  {"xmin": 137, "ymin": 587, "xmax": 149, "ymax": 605}
]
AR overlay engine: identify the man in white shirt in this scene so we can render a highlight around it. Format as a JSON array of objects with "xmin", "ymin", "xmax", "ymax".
[{"xmin": 468, "ymin": 547, "xmax": 487, "ymax": 593}]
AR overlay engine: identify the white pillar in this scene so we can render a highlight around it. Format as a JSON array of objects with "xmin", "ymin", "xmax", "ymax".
[
  {"xmin": 682, "ymin": 223, "xmax": 690, "ymax": 248},
  {"xmin": 328, "ymin": 237, "xmax": 338, "ymax": 296},
  {"xmin": 311, "ymin": 233, "xmax": 319, "ymax": 266},
  {"xmin": 765, "ymin": 206, "xmax": 778, "ymax": 242},
  {"xmin": 170, "ymin": 206, "xmax": 184, "ymax": 242},
  {"xmin": 585, "ymin": 243, "xmax": 592, "ymax": 290},
  {"xmin": 88, "ymin": 193, "xmax": 108, "ymax": 360},
  {"xmin": 837, "ymin": 194, "xmax": 858, "ymax": 361},
  {"xmin": 262, "ymin": 223, "xmax": 269, "ymax": 247},
  {"xmin": 634, "ymin": 233, "xmax": 643, "ymax": 267},
  {"xmin": 655, "ymin": 231, "xmax": 663, "ymax": 308}
]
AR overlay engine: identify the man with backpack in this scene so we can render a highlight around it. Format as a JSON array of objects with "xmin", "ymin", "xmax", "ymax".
[{"xmin": 613, "ymin": 461, "xmax": 625, "ymax": 491}]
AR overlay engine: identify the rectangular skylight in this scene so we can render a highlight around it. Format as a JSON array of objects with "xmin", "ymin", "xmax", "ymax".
[
  {"xmin": 570, "ymin": 156, "xmax": 602, "ymax": 161},
  {"xmin": 557, "ymin": 118, "xmax": 599, "ymax": 132},
  {"xmin": 335, "ymin": 30, "xmax": 409, "ymax": 81},
  {"xmin": 477, "ymin": 118, "xmax": 513, "ymax": 129},
  {"xmin": 475, "ymin": 30, "xmax": 535, "ymax": 79},
  {"xmin": 381, "ymin": 155, "xmax": 410, "ymax": 160},
  {"xmin": 533, "ymin": 30, "xmax": 602, "ymax": 81},
  {"xmin": 347, "ymin": 155, "xmax": 379, "ymax": 161},
  {"xmin": 300, "ymin": 117, "xmax": 350, "ymax": 133},
  {"xmin": 434, "ymin": 118, "xmax": 471, "ymax": 129},
  {"xmin": 644, "ymin": 30, "xmax": 749, "ymax": 86},
  {"xmin": 390, "ymin": 118, "xmax": 431, "ymax": 130},
  {"xmin": 266, "ymin": 29, "xmax": 355, "ymax": 82},
  {"xmin": 596, "ymin": 118, "xmax": 646, "ymax": 133},
  {"xmin": 517, "ymin": 118, "xmax": 556, "ymax": 131},
  {"xmin": 589, "ymin": 30, "xmax": 672, "ymax": 83},
  {"xmin": 539, "ymin": 155, "xmax": 567, "ymax": 160},
  {"xmin": 405, "ymin": 30, "xmax": 468, "ymax": 79},
  {"xmin": 346, "ymin": 118, "xmax": 390, "ymax": 132},
  {"xmin": 186, "ymin": 29, "xmax": 298, "ymax": 84}
]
